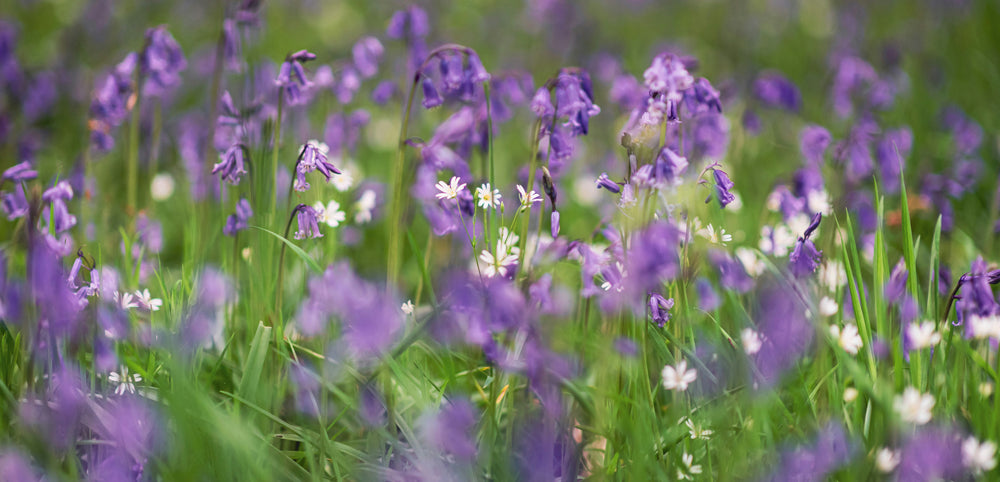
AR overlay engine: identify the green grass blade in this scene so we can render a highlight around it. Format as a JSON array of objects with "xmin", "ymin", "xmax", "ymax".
[{"xmin": 250, "ymin": 225, "xmax": 323, "ymax": 274}]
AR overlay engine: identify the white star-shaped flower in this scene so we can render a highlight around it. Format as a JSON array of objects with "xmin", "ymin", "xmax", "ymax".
[
  {"xmin": 661, "ymin": 359, "xmax": 697, "ymax": 391},
  {"xmin": 313, "ymin": 200, "xmax": 346, "ymax": 228},
  {"xmin": 134, "ymin": 288, "xmax": 162, "ymax": 312},
  {"xmin": 894, "ymin": 386, "xmax": 934, "ymax": 425},
  {"xmin": 516, "ymin": 185, "xmax": 542, "ymax": 211},
  {"xmin": 108, "ymin": 365, "xmax": 142, "ymax": 396},
  {"xmin": 475, "ymin": 183, "xmax": 502, "ymax": 210},
  {"xmin": 435, "ymin": 176, "xmax": 467, "ymax": 201},
  {"xmin": 741, "ymin": 328, "xmax": 763, "ymax": 355},
  {"xmin": 830, "ymin": 324, "xmax": 863, "ymax": 355},
  {"xmin": 963, "ymin": 436, "xmax": 998, "ymax": 474},
  {"xmin": 906, "ymin": 321, "xmax": 942, "ymax": 350}
]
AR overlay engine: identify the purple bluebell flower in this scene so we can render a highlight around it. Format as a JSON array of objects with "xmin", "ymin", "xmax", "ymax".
[
  {"xmin": 140, "ymin": 26, "xmax": 187, "ymax": 96},
  {"xmin": 551, "ymin": 210, "xmax": 560, "ymax": 238},
  {"xmin": 696, "ymin": 278, "xmax": 720, "ymax": 311},
  {"xmin": 289, "ymin": 362, "xmax": 323, "ymax": 417},
  {"xmin": 531, "ymin": 86, "xmax": 555, "ymax": 118},
  {"xmin": 387, "ymin": 6, "xmax": 429, "ymax": 73},
  {"xmin": 387, "ymin": 5, "xmax": 430, "ymax": 40},
  {"xmin": 275, "ymin": 49, "xmax": 316, "ymax": 106},
  {"xmin": 623, "ymin": 221, "xmax": 680, "ymax": 303},
  {"xmin": 709, "ymin": 251, "xmax": 753, "ymax": 293},
  {"xmin": 742, "ymin": 108, "xmax": 761, "ymax": 135},
  {"xmin": 86, "ymin": 396, "xmax": 161, "ymax": 481},
  {"xmin": 876, "ymin": 127, "xmax": 913, "ymax": 194},
  {"xmin": 831, "ymin": 56, "xmax": 877, "ymax": 118},
  {"xmin": 753, "ymin": 72, "xmax": 801, "ymax": 111},
  {"xmin": 793, "ymin": 166, "xmax": 825, "ymax": 200},
  {"xmin": 835, "ymin": 118, "xmax": 879, "ymax": 184},
  {"xmin": 323, "ymin": 110, "xmax": 369, "ymax": 155},
  {"xmin": 942, "ymin": 106, "xmax": 982, "ymax": 156},
  {"xmin": 466, "ymin": 52, "xmax": 490, "ymax": 83},
  {"xmin": 595, "ymin": 172, "xmax": 620, "ymax": 193},
  {"xmin": 752, "ymin": 280, "xmax": 814, "ymax": 386},
  {"xmin": 1, "ymin": 184, "xmax": 27, "ymax": 220},
  {"xmin": 0, "ymin": 448, "xmax": 38, "ymax": 481},
  {"xmin": 371, "ymin": 80, "xmax": 397, "ymax": 104},
  {"xmin": 421, "ymin": 75, "xmax": 443, "ymax": 108},
  {"xmin": 554, "ymin": 71, "xmax": 599, "ymax": 136},
  {"xmin": 884, "ymin": 259, "xmax": 909, "ymax": 304},
  {"xmin": 800, "ymin": 125, "xmax": 831, "ymax": 165},
  {"xmin": 224, "ymin": 198, "xmax": 253, "ymax": 236},
  {"xmin": 295, "ymin": 140, "xmax": 339, "ymax": 191},
  {"xmin": 349, "ymin": 385, "xmax": 384, "ymax": 432},
  {"xmin": 897, "ymin": 426, "xmax": 966, "ymax": 481},
  {"xmin": 222, "ymin": 19, "xmax": 243, "ymax": 72},
  {"xmin": 0, "ymin": 161, "xmax": 38, "ymax": 183},
  {"xmin": 955, "ymin": 257, "xmax": 1000, "ymax": 321},
  {"xmin": 351, "ymin": 36, "xmax": 383, "ymax": 78},
  {"xmin": 648, "ymin": 292, "xmax": 674, "ymax": 327},
  {"xmin": 712, "ymin": 167, "xmax": 736, "ymax": 208},
  {"xmin": 294, "ymin": 204, "xmax": 323, "ymax": 240},
  {"xmin": 419, "ymin": 400, "xmax": 478, "ymax": 461},
  {"xmin": 788, "ymin": 214, "xmax": 823, "ymax": 278},
  {"xmin": 88, "ymin": 53, "xmax": 136, "ymax": 153},
  {"xmin": 330, "ymin": 65, "xmax": 361, "ymax": 104},
  {"xmin": 211, "ymin": 143, "xmax": 247, "ymax": 184},
  {"xmin": 614, "ymin": 336, "xmax": 639, "ymax": 357},
  {"xmin": 19, "ymin": 365, "xmax": 86, "ymax": 451},
  {"xmin": 762, "ymin": 422, "xmax": 855, "ymax": 481},
  {"xmin": 297, "ymin": 262, "xmax": 402, "ymax": 358},
  {"xmin": 641, "ymin": 53, "xmax": 692, "ymax": 125},
  {"xmin": 22, "ymin": 71, "xmax": 56, "ymax": 121},
  {"xmin": 42, "ymin": 181, "xmax": 77, "ymax": 234},
  {"xmin": 655, "ymin": 146, "xmax": 688, "ymax": 185}
]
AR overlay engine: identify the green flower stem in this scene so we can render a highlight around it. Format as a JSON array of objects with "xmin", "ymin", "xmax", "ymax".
[
  {"xmin": 274, "ymin": 205, "xmax": 298, "ymax": 323},
  {"xmin": 386, "ymin": 76, "xmax": 419, "ymax": 288},
  {"xmin": 126, "ymin": 77, "xmax": 142, "ymax": 219}
]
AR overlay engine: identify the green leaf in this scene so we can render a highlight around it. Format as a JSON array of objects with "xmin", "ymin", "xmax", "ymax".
[
  {"xmin": 249, "ymin": 225, "xmax": 323, "ymax": 274},
  {"xmin": 237, "ymin": 321, "xmax": 272, "ymax": 403}
]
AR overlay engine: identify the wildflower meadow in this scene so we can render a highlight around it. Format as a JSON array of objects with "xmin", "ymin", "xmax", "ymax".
[{"xmin": 2, "ymin": 0, "xmax": 1000, "ymax": 480}]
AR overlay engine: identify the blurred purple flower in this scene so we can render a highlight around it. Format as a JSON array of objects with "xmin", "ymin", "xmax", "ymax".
[
  {"xmin": 293, "ymin": 204, "xmax": 323, "ymax": 240},
  {"xmin": 2, "ymin": 183, "xmax": 27, "ymax": 220},
  {"xmin": 212, "ymin": 143, "xmax": 248, "ymax": 185},
  {"xmin": 800, "ymin": 125, "xmax": 831, "ymax": 165},
  {"xmin": 753, "ymin": 72, "xmax": 801, "ymax": 111},
  {"xmin": 351, "ymin": 36, "xmax": 384, "ymax": 79},
  {"xmin": 761, "ymin": 422, "xmax": 856, "ymax": 481},
  {"xmin": 883, "ymin": 259, "xmax": 908, "ymax": 304},
  {"xmin": 275, "ymin": 49, "xmax": 316, "ymax": 106},
  {"xmin": 711, "ymin": 167, "xmax": 736, "ymax": 208},
  {"xmin": 696, "ymin": 278, "xmax": 720, "ymax": 311},
  {"xmin": 223, "ymin": 198, "xmax": 253, "ymax": 236},
  {"xmin": 0, "ymin": 448, "xmax": 39, "ymax": 481},
  {"xmin": 140, "ymin": 26, "xmax": 187, "ymax": 96},
  {"xmin": 710, "ymin": 250, "xmax": 753, "ymax": 293},
  {"xmin": 876, "ymin": 127, "xmax": 913, "ymax": 194},
  {"xmin": 897, "ymin": 426, "xmax": 966, "ymax": 481},
  {"xmin": 752, "ymin": 280, "xmax": 814, "ymax": 386},
  {"xmin": 648, "ymin": 292, "xmax": 674, "ymax": 327}
]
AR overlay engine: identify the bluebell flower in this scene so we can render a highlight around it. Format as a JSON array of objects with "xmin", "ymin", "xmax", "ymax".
[
  {"xmin": 275, "ymin": 49, "xmax": 316, "ymax": 106},
  {"xmin": 294, "ymin": 204, "xmax": 323, "ymax": 239},
  {"xmin": 223, "ymin": 198, "xmax": 253, "ymax": 236},
  {"xmin": 648, "ymin": 292, "xmax": 674, "ymax": 327},
  {"xmin": 140, "ymin": 26, "xmax": 187, "ymax": 96},
  {"xmin": 753, "ymin": 71, "xmax": 801, "ymax": 111}
]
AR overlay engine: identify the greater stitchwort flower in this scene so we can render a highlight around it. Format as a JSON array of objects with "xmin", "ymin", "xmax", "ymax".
[{"xmin": 661, "ymin": 359, "xmax": 697, "ymax": 391}]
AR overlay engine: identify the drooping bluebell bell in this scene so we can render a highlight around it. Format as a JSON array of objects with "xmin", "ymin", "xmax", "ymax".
[
  {"xmin": 1, "ymin": 184, "xmax": 27, "ymax": 220},
  {"xmin": 212, "ymin": 143, "xmax": 247, "ymax": 185},
  {"xmin": 655, "ymin": 146, "xmax": 688, "ymax": 185},
  {"xmin": 88, "ymin": 53, "xmax": 136, "ymax": 153},
  {"xmin": 753, "ymin": 71, "xmax": 801, "ymax": 112},
  {"xmin": 42, "ymin": 181, "xmax": 77, "ymax": 234},
  {"xmin": 752, "ymin": 279, "xmax": 814, "ymax": 386},
  {"xmin": 223, "ymin": 198, "xmax": 253, "ymax": 236},
  {"xmin": 222, "ymin": 19, "xmax": 243, "ymax": 72},
  {"xmin": 295, "ymin": 140, "xmax": 340, "ymax": 192},
  {"xmin": 648, "ymin": 292, "xmax": 674, "ymax": 327},
  {"xmin": 834, "ymin": 117, "xmax": 879, "ymax": 185},
  {"xmin": 788, "ymin": 213, "xmax": 823, "ymax": 278},
  {"xmin": 324, "ymin": 109, "xmax": 370, "ymax": 155},
  {"xmin": 140, "ymin": 26, "xmax": 187, "ymax": 96},
  {"xmin": 742, "ymin": 108, "xmax": 761, "ymax": 136},
  {"xmin": 595, "ymin": 172, "xmax": 620, "ymax": 193},
  {"xmin": 275, "ymin": 49, "xmax": 316, "ymax": 106},
  {"xmin": 294, "ymin": 204, "xmax": 323, "ymax": 240},
  {"xmin": 85, "ymin": 396, "xmax": 162, "ymax": 481},
  {"xmin": 941, "ymin": 105, "xmax": 982, "ymax": 156},
  {"xmin": 710, "ymin": 167, "xmax": 736, "ymax": 208}
]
